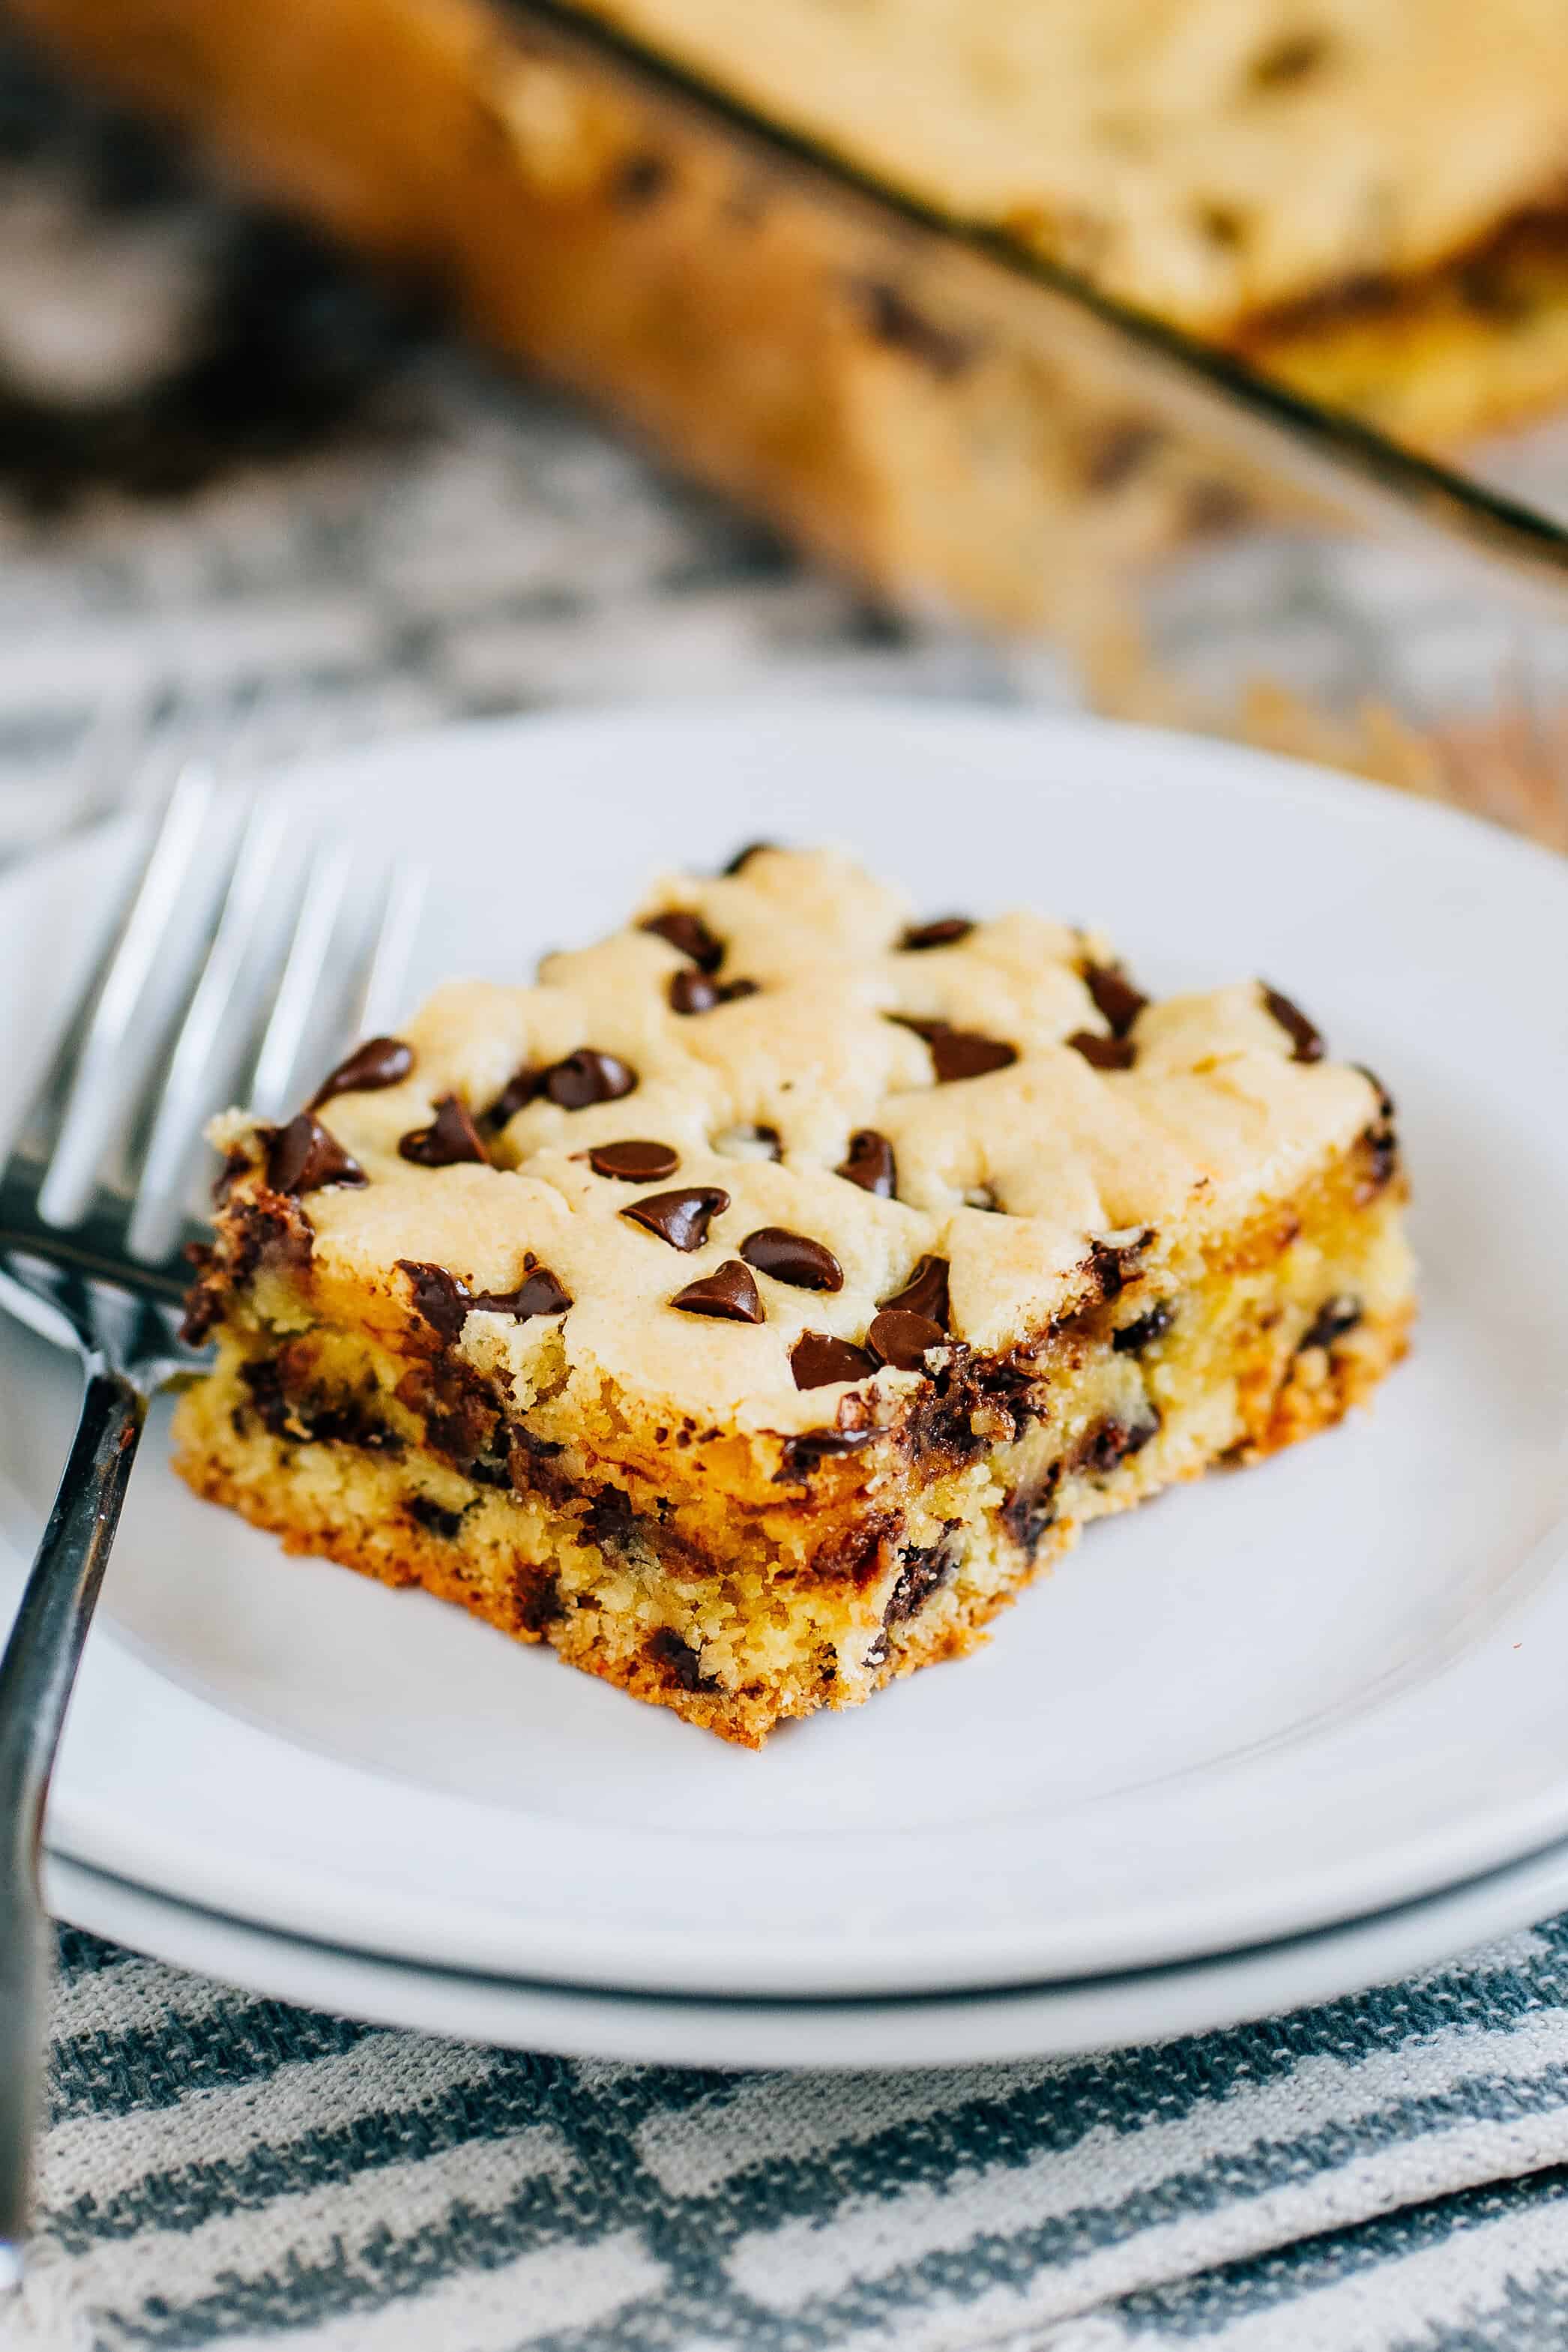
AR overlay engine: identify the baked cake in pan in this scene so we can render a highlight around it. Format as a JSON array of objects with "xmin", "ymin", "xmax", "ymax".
[
  {"xmin": 17, "ymin": 0, "xmax": 1568, "ymax": 626},
  {"xmin": 175, "ymin": 847, "xmax": 1414, "ymax": 1744}
]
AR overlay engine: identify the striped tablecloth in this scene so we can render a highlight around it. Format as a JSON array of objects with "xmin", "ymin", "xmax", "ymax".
[{"xmin": 6, "ymin": 30, "xmax": 1568, "ymax": 2348}]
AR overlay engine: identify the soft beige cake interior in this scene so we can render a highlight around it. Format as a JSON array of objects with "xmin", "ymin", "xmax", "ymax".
[{"xmin": 173, "ymin": 847, "xmax": 1414, "ymax": 1744}]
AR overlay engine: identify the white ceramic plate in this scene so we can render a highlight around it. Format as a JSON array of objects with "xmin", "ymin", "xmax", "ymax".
[
  {"xmin": 4, "ymin": 702, "xmax": 1568, "ymax": 2004},
  {"xmin": 46, "ymin": 1833, "xmax": 1568, "ymax": 2067}
]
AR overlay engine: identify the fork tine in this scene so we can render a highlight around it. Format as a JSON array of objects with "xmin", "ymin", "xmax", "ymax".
[
  {"xmin": 36, "ymin": 760, "xmax": 223, "ymax": 1230},
  {"xmin": 125, "ymin": 795, "xmax": 298, "ymax": 1265},
  {"xmin": 353, "ymin": 857, "xmax": 427, "ymax": 1041},
  {"xmin": 246, "ymin": 836, "xmax": 355, "ymax": 1122}
]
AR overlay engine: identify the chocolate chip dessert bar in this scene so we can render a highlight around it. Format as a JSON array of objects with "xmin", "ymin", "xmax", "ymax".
[{"xmin": 175, "ymin": 847, "xmax": 1414, "ymax": 1745}]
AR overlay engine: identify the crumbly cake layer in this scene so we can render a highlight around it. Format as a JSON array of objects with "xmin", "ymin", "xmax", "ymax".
[{"xmin": 174, "ymin": 845, "xmax": 1414, "ymax": 1743}]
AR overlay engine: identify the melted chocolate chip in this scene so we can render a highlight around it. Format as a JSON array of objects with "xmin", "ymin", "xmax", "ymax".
[
  {"xmin": 1113, "ymin": 1301, "xmax": 1175, "ymax": 1355},
  {"xmin": 1299, "ymin": 1294, "xmax": 1362, "ymax": 1352},
  {"xmin": 1003, "ymin": 1466, "xmax": 1063, "ymax": 1558},
  {"xmin": 588, "ymin": 1139, "xmax": 680, "ymax": 1182},
  {"xmin": 542, "ymin": 1049, "xmax": 637, "ymax": 1108},
  {"xmin": 265, "ymin": 1113, "xmax": 367, "ymax": 1197},
  {"xmin": 646, "ymin": 1626, "xmax": 714, "ymax": 1692},
  {"xmin": 775, "ymin": 1423, "xmax": 878, "ymax": 1478},
  {"xmin": 1079, "ymin": 1411, "xmax": 1160, "ymax": 1475},
  {"xmin": 791, "ymin": 1333, "xmax": 876, "ymax": 1389},
  {"xmin": 408, "ymin": 1495, "xmax": 465, "ymax": 1540},
  {"xmin": 621, "ymin": 1185, "xmax": 730, "ymax": 1251},
  {"xmin": 721, "ymin": 841, "xmax": 774, "ymax": 875},
  {"xmin": 397, "ymin": 1261, "xmax": 471, "ymax": 1341},
  {"xmin": 900, "ymin": 917, "xmax": 974, "ymax": 950},
  {"xmin": 640, "ymin": 910, "xmax": 723, "ymax": 970},
  {"xmin": 866, "ymin": 1309, "xmax": 945, "ymax": 1371},
  {"xmin": 397, "ymin": 1258, "xmax": 570, "ymax": 1338},
  {"xmin": 1067, "ymin": 1030, "xmax": 1136, "ymax": 1071},
  {"xmin": 1082, "ymin": 962, "xmax": 1148, "ymax": 1037},
  {"xmin": 1261, "ymin": 984, "xmax": 1325, "ymax": 1062},
  {"xmin": 741, "ymin": 1228, "xmax": 844, "ymax": 1291},
  {"xmin": 669, "ymin": 969, "xmax": 759, "ymax": 1015},
  {"xmin": 309, "ymin": 1034, "xmax": 413, "ymax": 1108},
  {"xmin": 879, "ymin": 1253, "xmax": 950, "ymax": 1327},
  {"xmin": 884, "ymin": 1534, "xmax": 958, "ymax": 1623},
  {"xmin": 1089, "ymin": 1230, "xmax": 1152, "ymax": 1300},
  {"xmin": 891, "ymin": 1016, "xmax": 1017, "ymax": 1083},
  {"xmin": 398, "ymin": 1093, "xmax": 488, "ymax": 1168},
  {"xmin": 836, "ymin": 1129, "xmax": 896, "ymax": 1197},
  {"xmin": 671, "ymin": 1260, "xmax": 764, "ymax": 1322}
]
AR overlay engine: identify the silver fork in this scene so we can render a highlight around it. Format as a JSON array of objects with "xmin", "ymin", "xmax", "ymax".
[{"xmin": 0, "ymin": 748, "xmax": 423, "ymax": 2290}]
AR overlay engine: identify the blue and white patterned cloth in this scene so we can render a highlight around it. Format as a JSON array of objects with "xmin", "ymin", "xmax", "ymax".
[
  {"xmin": 15, "ymin": 1920, "xmax": 1568, "ymax": 2350},
  {"xmin": 7, "ymin": 46, "xmax": 1568, "ymax": 2348}
]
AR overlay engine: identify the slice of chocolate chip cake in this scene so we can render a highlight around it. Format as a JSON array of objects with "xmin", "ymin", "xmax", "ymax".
[{"xmin": 175, "ymin": 846, "xmax": 1414, "ymax": 1745}]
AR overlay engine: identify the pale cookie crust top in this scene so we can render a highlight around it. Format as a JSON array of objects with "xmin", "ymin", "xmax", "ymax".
[{"xmin": 232, "ymin": 846, "xmax": 1379, "ymax": 1435}]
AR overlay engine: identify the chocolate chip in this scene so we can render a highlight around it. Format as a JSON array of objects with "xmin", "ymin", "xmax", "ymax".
[
  {"xmin": 1067, "ymin": 1029, "xmax": 1136, "ymax": 1071},
  {"xmin": 588, "ymin": 1139, "xmax": 680, "ymax": 1182},
  {"xmin": 398, "ymin": 1094, "xmax": 488, "ymax": 1168},
  {"xmin": 1083, "ymin": 417, "xmax": 1163, "ymax": 492},
  {"xmin": 1299, "ymin": 1294, "xmax": 1362, "ymax": 1352},
  {"xmin": 486, "ymin": 1067, "xmax": 539, "ymax": 1124},
  {"xmin": 741, "ymin": 1227, "xmax": 844, "ymax": 1291},
  {"xmin": 542, "ymin": 1049, "xmax": 637, "ymax": 1108},
  {"xmin": 1082, "ymin": 962, "xmax": 1148, "ymax": 1037},
  {"xmin": 836, "ymin": 1129, "xmax": 896, "ymax": 1196},
  {"xmin": 791, "ymin": 1332, "xmax": 877, "ymax": 1388},
  {"xmin": 471, "ymin": 1268, "xmax": 572, "ymax": 1321},
  {"xmin": 669, "ymin": 970, "xmax": 758, "ymax": 1015},
  {"xmin": 721, "ymin": 841, "xmax": 774, "ymax": 874},
  {"xmin": 891, "ymin": 1016, "xmax": 1017, "ymax": 1083},
  {"xmin": 671, "ymin": 1261, "xmax": 764, "ymax": 1321},
  {"xmin": 878, "ymin": 1253, "xmax": 950, "ymax": 1327},
  {"xmin": 397, "ymin": 1258, "xmax": 571, "ymax": 1338},
  {"xmin": 622, "ymin": 1186, "xmax": 730, "ymax": 1251},
  {"xmin": 639, "ymin": 910, "xmax": 723, "ymax": 970},
  {"xmin": 309, "ymin": 1035, "xmax": 413, "ymax": 1108},
  {"xmin": 866, "ymin": 1309, "xmax": 945, "ymax": 1371},
  {"xmin": 1261, "ymin": 984, "xmax": 1325, "ymax": 1062},
  {"xmin": 1113, "ymin": 1301, "xmax": 1175, "ymax": 1354},
  {"xmin": 900, "ymin": 917, "xmax": 973, "ymax": 950},
  {"xmin": 265, "ymin": 1113, "xmax": 367, "ymax": 1196}
]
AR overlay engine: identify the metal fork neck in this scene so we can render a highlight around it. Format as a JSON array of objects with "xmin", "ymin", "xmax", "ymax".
[{"xmin": 0, "ymin": 1366, "xmax": 148, "ymax": 2276}]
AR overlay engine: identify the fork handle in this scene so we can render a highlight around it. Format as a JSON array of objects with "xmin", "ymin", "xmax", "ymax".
[{"xmin": 0, "ymin": 1365, "xmax": 146, "ymax": 2286}]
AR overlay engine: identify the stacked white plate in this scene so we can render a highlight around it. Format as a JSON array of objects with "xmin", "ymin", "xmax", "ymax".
[{"xmin": 7, "ymin": 704, "xmax": 1568, "ymax": 2066}]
